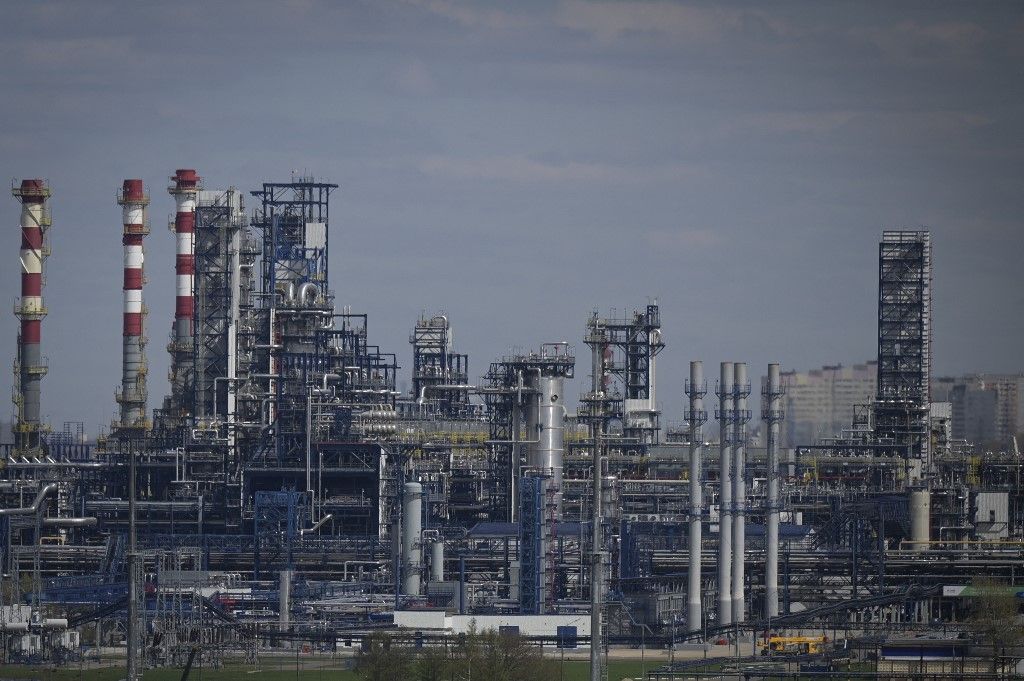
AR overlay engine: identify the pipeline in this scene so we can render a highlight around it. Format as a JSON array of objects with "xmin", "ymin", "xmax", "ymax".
[
  {"xmin": 42, "ymin": 517, "xmax": 97, "ymax": 527},
  {"xmin": 299, "ymin": 513, "xmax": 333, "ymax": 536},
  {"xmin": 0, "ymin": 483, "xmax": 57, "ymax": 516}
]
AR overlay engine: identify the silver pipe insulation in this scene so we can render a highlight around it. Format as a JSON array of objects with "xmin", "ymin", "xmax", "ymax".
[
  {"xmin": 42, "ymin": 517, "xmax": 96, "ymax": 527},
  {"xmin": 732, "ymin": 362, "xmax": 748, "ymax": 624},
  {"xmin": 716, "ymin": 362, "xmax": 733, "ymax": 627},
  {"xmin": 686, "ymin": 361, "xmax": 705, "ymax": 634},
  {"xmin": 299, "ymin": 514, "xmax": 332, "ymax": 536},
  {"xmin": 0, "ymin": 483, "xmax": 57, "ymax": 516}
]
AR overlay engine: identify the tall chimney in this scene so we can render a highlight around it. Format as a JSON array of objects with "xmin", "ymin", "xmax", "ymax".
[
  {"xmin": 685, "ymin": 361, "xmax": 707, "ymax": 634},
  {"xmin": 116, "ymin": 180, "xmax": 150, "ymax": 433},
  {"xmin": 167, "ymin": 169, "xmax": 199, "ymax": 415},
  {"xmin": 716, "ymin": 361, "xmax": 734, "ymax": 626},
  {"xmin": 763, "ymin": 363, "xmax": 784, "ymax": 617},
  {"xmin": 11, "ymin": 180, "xmax": 51, "ymax": 451},
  {"xmin": 732, "ymin": 362, "xmax": 750, "ymax": 623}
]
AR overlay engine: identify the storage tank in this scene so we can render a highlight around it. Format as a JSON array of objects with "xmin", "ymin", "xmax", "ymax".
[{"xmin": 909, "ymin": 488, "xmax": 930, "ymax": 552}]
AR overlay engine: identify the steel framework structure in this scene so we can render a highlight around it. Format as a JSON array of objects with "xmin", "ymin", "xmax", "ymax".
[{"xmin": 874, "ymin": 231, "xmax": 932, "ymax": 465}]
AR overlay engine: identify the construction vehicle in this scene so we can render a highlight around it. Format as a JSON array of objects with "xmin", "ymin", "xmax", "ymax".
[{"xmin": 758, "ymin": 635, "xmax": 827, "ymax": 656}]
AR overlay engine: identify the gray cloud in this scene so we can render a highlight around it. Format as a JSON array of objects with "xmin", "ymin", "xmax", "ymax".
[{"xmin": 0, "ymin": 0, "xmax": 1021, "ymax": 434}]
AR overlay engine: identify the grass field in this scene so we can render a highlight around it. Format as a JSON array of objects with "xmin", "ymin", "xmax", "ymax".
[{"xmin": 0, "ymin": 660, "xmax": 650, "ymax": 681}]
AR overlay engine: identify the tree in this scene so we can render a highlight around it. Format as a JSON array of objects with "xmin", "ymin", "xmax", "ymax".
[
  {"xmin": 416, "ymin": 643, "xmax": 450, "ymax": 681},
  {"xmin": 967, "ymin": 576, "xmax": 1024, "ymax": 673},
  {"xmin": 446, "ymin": 625, "xmax": 557, "ymax": 681},
  {"xmin": 356, "ymin": 633, "xmax": 414, "ymax": 681}
]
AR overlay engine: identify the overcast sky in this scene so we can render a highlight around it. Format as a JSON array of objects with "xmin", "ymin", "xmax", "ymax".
[{"xmin": 1, "ymin": 1, "xmax": 1022, "ymax": 435}]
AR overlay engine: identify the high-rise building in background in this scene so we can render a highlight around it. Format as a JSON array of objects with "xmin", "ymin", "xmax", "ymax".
[
  {"xmin": 935, "ymin": 374, "xmax": 1024, "ymax": 451},
  {"xmin": 774, "ymin": 361, "xmax": 877, "ymax": 448}
]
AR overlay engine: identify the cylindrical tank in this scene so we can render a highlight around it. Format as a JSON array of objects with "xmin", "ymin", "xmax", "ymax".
[
  {"xmin": 909, "ymin": 488, "xmax": 930, "ymax": 552},
  {"xmin": 430, "ymin": 540, "xmax": 444, "ymax": 582},
  {"xmin": 279, "ymin": 568, "xmax": 292, "ymax": 632},
  {"xmin": 402, "ymin": 482, "xmax": 423, "ymax": 595},
  {"xmin": 717, "ymin": 362, "xmax": 734, "ymax": 627}
]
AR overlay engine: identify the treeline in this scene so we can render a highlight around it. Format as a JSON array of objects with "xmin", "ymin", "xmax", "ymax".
[{"xmin": 356, "ymin": 627, "xmax": 559, "ymax": 681}]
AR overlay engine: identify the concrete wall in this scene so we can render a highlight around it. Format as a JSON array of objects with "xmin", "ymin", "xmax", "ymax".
[{"xmin": 393, "ymin": 610, "xmax": 591, "ymax": 637}]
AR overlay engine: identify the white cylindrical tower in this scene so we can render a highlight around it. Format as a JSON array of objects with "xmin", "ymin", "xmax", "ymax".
[
  {"xmin": 732, "ymin": 362, "xmax": 750, "ymax": 623},
  {"xmin": 685, "ymin": 361, "xmax": 707, "ymax": 634},
  {"xmin": 402, "ymin": 482, "xmax": 423, "ymax": 595},
  {"xmin": 716, "ymin": 361, "xmax": 734, "ymax": 627}
]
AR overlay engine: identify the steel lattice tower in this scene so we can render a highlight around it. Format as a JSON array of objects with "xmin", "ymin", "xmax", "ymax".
[{"xmin": 874, "ymin": 230, "xmax": 932, "ymax": 467}]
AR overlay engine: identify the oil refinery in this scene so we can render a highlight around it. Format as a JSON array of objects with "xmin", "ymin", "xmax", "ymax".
[{"xmin": 0, "ymin": 172, "xmax": 1020, "ymax": 678}]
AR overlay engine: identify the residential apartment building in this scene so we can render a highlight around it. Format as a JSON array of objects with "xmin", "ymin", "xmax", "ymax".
[
  {"xmin": 774, "ymin": 361, "xmax": 878, "ymax": 448},
  {"xmin": 935, "ymin": 374, "xmax": 1024, "ymax": 451}
]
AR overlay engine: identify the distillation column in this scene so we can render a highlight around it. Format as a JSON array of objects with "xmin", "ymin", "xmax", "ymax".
[
  {"xmin": 533, "ymin": 372, "xmax": 566, "ymax": 512},
  {"xmin": 763, "ymin": 363, "xmax": 784, "ymax": 617},
  {"xmin": 11, "ymin": 180, "xmax": 51, "ymax": 452},
  {"xmin": 167, "ymin": 169, "xmax": 199, "ymax": 417},
  {"xmin": 716, "ymin": 362, "xmax": 734, "ymax": 626},
  {"xmin": 686, "ymin": 361, "xmax": 708, "ymax": 634},
  {"xmin": 116, "ymin": 180, "xmax": 150, "ymax": 433},
  {"xmin": 732, "ymin": 362, "xmax": 750, "ymax": 623},
  {"xmin": 402, "ymin": 482, "xmax": 423, "ymax": 595}
]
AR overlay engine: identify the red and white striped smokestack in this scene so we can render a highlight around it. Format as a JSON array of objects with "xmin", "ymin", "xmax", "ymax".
[
  {"xmin": 169, "ymin": 169, "xmax": 198, "ymax": 342},
  {"xmin": 11, "ymin": 179, "xmax": 51, "ymax": 451},
  {"xmin": 167, "ymin": 169, "xmax": 199, "ymax": 410},
  {"xmin": 116, "ymin": 179, "xmax": 149, "ymax": 432}
]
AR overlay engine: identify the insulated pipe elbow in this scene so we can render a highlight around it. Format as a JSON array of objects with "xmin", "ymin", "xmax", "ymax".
[
  {"xmin": 299, "ymin": 282, "xmax": 320, "ymax": 307},
  {"xmin": 0, "ymin": 483, "xmax": 58, "ymax": 516}
]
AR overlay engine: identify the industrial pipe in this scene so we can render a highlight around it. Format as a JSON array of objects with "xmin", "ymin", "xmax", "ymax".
[
  {"xmin": 42, "ymin": 517, "xmax": 96, "ymax": 527},
  {"xmin": 299, "ymin": 514, "xmax": 332, "ymax": 536},
  {"xmin": 0, "ymin": 483, "xmax": 57, "ymax": 516}
]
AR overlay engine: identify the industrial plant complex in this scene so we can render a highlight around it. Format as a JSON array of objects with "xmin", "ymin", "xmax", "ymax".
[{"xmin": 1, "ymin": 172, "xmax": 1021, "ymax": 678}]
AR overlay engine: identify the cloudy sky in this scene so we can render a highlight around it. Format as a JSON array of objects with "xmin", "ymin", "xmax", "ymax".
[{"xmin": 1, "ymin": 1, "xmax": 1021, "ymax": 434}]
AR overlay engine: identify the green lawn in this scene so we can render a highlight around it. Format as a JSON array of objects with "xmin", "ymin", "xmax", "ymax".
[{"xmin": 0, "ymin": 660, "xmax": 651, "ymax": 681}]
